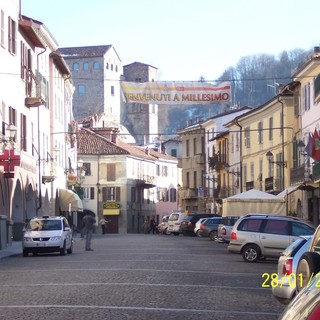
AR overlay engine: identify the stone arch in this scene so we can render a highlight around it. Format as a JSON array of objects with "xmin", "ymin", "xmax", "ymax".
[
  {"xmin": 11, "ymin": 179, "xmax": 24, "ymax": 241},
  {"xmin": 25, "ymin": 183, "xmax": 37, "ymax": 220}
]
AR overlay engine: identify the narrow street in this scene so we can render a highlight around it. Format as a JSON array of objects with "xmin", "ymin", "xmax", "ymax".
[{"xmin": 0, "ymin": 233, "xmax": 285, "ymax": 320}]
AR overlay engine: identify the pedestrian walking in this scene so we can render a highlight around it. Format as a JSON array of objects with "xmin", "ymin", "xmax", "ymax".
[
  {"xmin": 99, "ymin": 217, "xmax": 108, "ymax": 234},
  {"xmin": 149, "ymin": 217, "xmax": 157, "ymax": 234},
  {"xmin": 82, "ymin": 212, "xmax": 96, "ymax": 251},
  {"xmin": 142, "ymin": 219, "xmax": 149, "ymax": 234}
]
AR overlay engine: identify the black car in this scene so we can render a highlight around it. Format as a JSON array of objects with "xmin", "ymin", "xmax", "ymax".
[{"xmin": 180, "ymin": 213, "xmax": 221, "ymax": 236}]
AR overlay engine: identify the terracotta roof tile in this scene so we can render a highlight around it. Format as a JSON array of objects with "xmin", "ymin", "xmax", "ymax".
[
  {"xmin": 58, "ymin": 45, "xmax": 112, "ymax": 58},
  {"xmin": 77, "ymin": 128, "xmax": 178, "ymax": 163}
]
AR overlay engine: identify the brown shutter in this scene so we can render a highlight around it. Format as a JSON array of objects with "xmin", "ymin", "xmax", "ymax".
[{"xmin": 115, "ymin": 187, "xmax": 120, "ymax": 201}]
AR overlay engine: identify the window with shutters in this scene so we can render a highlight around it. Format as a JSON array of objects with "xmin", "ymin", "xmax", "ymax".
[
  {"xmin": 8, "ymin": 17, "xmax": 16, "ymax": 55},
  {"xmin": 82, "ymin": 187, "xmax": 94, "ymax": 200},
  {"xmin": 83, "ymin": 163, "xmax": 91, "ymax": 176},
  {"xmin": 269, "ymin": 117, "xmax": 273, "ymax": 140},
  {"xmin": 170, "ymin": 188, "xmax": 177, "ymax": 202},
  {"xmin": 107, "ymin": 163, "xmax": 116, "ymax": 181},
  {"xmin": 20, "ymin": 114, "xmax": 27, "ymax": 151},
  {"xmin": 258, "ymin": 122, "xmax": 263, "ymax": 144},
  {"xmin": 102, "ymin": 187, "xmax": 120, "ymax": 202},
  {"xmin": 1, "ymin": 10, "xmax": 4, "ymax": 48},
  {"xmin": 244, "ymin": 127, "xmax": 250, "ymax": 148}
]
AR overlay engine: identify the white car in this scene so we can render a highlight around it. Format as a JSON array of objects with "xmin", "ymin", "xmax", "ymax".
[
  {"xmin": 22, "ymin": 216, "xmax": 73, "ymax": 257},
  {"xmin": 158, "ymin": 215, "xmax": 170, "ymax": 235},
  {"xmin": 167, "ymin": 211, "xmax": 185, "ymax": 236}
]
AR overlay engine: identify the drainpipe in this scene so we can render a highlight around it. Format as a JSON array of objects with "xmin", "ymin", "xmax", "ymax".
[
  {"xmin": 234, "ymin": 119, "xmax": 243, "ymax": 193},
  {"xmin": 278, "ymin": 96, "xmax": 285, "ymax": 191},
  {"xmin": 36, "ymin": 47, "xmax": 47, "ymax": 214}
]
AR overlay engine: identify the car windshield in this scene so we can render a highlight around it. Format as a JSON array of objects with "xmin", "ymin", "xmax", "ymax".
[
  {"xmin": 182, "ymin": 216, "xmax": 194, "ymax": 222},
  {"xmin": 169, "ymin": 214, "xmax": 181, "ymax": 221},
  {"xmin": 27, "ymin": 219, "xmax": 62, "ymax": 231}
]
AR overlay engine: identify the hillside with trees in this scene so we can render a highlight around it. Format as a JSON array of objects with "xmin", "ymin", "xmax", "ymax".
[{"xmin": 159, "ymin": 48, "xmax": 312, "ymax": 136}]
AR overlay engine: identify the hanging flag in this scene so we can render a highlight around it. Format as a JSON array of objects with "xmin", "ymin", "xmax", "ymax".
[
  {"xmin": 311, "ymin": 128, "xmax": 320, "ymax": 161},
  {"xmin": 305, "ymin": 132, "xmax": 313, "ymax": 156}
]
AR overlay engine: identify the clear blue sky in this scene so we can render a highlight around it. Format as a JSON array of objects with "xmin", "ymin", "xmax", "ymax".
[{"xmin": 22, "ymin": 0, "xmax": 320, "ymax": 82}]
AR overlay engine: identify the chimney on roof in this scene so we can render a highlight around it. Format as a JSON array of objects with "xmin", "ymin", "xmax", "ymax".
[
  {"xmin": 92, "ymin": 127, "xmax": 118, "ymax": 143},
  {"xmin": 145, "ymin": 147, "xmax": 150, "ymax": 155},
  {"xmin": 111, "ymin": 132, "xmax": 117, "ymax": 144}
]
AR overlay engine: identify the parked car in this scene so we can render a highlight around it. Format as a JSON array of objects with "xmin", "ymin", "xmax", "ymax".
[
  {"xmin": 217, "ymin": 216, "xmax": 240, "ymax": 243},
  {"xmin": 180, "ymin": 213, "xmax": 220, "ymax": 236},
  {"xmin": 227, "ymin": 214, "xmax": 315, "ymax": 262},
  {"xmin": 167, "ymin": 211, "xmax": 186, "ymax": 236},
  {"xmin": 22, "ymin": 216, "xmax": 73, "ymax": 257},
  {"xmin": 272, "ymin": 235, "xmax": 312, "ymax": 305},
  {"xmin": 194, "ymin": 218, "xmax": 208, "ymax": 237},
  {"xmin": 157, "ymin": 215, "xmax": 170, "ymax": 235},
  {"xmin": 278, "ymin": 274, "xmax": 320, "ymax": 319},
  {"xmin": 197, "ymin": 217, "xmax": 223, "ymax": 240},
  {"xmin": 296, "ymin": 223, "xmax": 320, "ymax": 292}
]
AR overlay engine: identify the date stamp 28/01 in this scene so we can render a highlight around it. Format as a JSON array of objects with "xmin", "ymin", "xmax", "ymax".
[{"xmin": 261, "ymin": 272, "xmax": 320, "ymax": 288}]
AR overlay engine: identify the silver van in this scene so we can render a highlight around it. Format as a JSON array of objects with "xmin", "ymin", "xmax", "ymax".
[
  {"xmin": 167, "ymin": 211, "xmax": 185, "ymax": 236},
  {"xmin": 227, "ymin": 214, "xmax": 315, "ymax": 262}
]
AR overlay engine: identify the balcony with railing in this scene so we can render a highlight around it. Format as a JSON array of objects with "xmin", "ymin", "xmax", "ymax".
[
  {"xmin": 24, "ymin": 69, "xmax": 47, "ymax": 108},
  {"xmin": 136, "ymin": 175, "xmax": 156, "ymax": 189}
]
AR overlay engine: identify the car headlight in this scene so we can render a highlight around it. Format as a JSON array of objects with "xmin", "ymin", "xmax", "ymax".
[
  {"xmin": 23, "ymin": 236, "xmax": 32, "ymax": 242},
  {"xmin": 50, "ymin": 236, "xmax": 62, "ymax": 241}
]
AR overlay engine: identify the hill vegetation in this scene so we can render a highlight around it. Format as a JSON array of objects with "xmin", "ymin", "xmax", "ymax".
[{"xmin": 159, "ymin": 47, "xmax": 312, "ymax": 136}]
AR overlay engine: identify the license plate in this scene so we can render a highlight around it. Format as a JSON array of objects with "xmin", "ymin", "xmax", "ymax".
[{"xmin": 36, "ymin": 242, "xmax": 46, "ymax": 247}]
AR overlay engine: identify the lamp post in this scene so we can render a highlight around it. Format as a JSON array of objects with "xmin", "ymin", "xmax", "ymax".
[
  {"xmin": 297, "ymin": 140, "xmax": 312, "ymax": 180},
  {"xmin": 202, "ymin": 174, "xmax": 218, "ymax": 214},
  {"xmin": 224, "ymin": 163, "xmax": 241, "ymax": 194},
  {"xmin": 266, "ymin": 151, "xmax": 287, "ymax": 191},
  {"xmin": 0, "ymin": 123, "xmax": 17, "ymax": 147}
]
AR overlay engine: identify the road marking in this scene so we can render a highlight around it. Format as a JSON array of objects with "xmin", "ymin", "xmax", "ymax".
[
  {"xmin": 0, "ymin": 304, "xmax": 280, "ymax": 316},
  {"xmin": 0, "ymin": 282, "xmax": 269, "ymax": 291},
  {"xmin": 0, "ymin": 267, "xmax": 264, "ymax": 276}
]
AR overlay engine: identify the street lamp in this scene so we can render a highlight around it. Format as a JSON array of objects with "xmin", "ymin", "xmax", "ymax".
[
  {"xmin": 266, "ymin": 151, "xmax": 287, "ymax": 191},
  {"xmin": 77, "ymin": 159, "xmax": 86, "ymax": 186},
  {"xmin": 1, "ymin": 123, "xmax": 17, "ymax": 147},
  {"xmin": 202, "ymin": 174, "xmax": 218, "ymax": 214},
  {"xmin": 266, "ymin": 151, "xmax": 287, "ymax": 167},
  {"xmin": 224, "ymin": 163, "xmax": 241, "ymax": 176}
]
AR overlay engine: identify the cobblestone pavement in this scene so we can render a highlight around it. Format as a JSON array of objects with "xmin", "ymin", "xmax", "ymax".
[{"xmin": 0, "ymin": 233, "xmax": 286, "ymax": 320}]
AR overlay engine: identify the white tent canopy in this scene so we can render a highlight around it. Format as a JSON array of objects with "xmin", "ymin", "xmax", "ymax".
[{"xmin": 222, "ymin": 189, "xmax": 286, "ymax": 217}]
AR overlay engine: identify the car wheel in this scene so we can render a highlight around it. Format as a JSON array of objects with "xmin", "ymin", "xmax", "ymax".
[
  {"xmin": 23, "ymin": 249, "xmax": 28, "ymax": 257},
  {"xmin": 296, "ymin": 252, "xmax": 320, "ymax": 292},
  {"xmin": 164, "ymin": 228, "xmax": 170, "ymax": 235},
  {"xmin": 60, "ymin": 241, "xmax": 66, "ymax": 256},
  {"xmin": 209, "ymin": 231, "xmax": 218, "ymax": 241},
  {"xmin": 242, "ymin": 244, "xmax": 261, "ymax": 262},
  {"xmin": 67, "ymin": 241, "xmax": 73, "ymax": 254},
  {"xmin": 196, "ymin": 230, "xmax": 202, "ymax": 237}
]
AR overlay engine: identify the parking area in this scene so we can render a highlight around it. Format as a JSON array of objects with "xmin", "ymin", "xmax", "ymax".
[{"xmin": 0, "ymin": 232, "xmax": 286, "ymax": 319}]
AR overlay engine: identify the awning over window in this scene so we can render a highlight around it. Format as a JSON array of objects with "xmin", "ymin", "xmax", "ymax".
[{"xmin": 59, "ymin": 189, "xmax": 83, "ymax": 212}]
